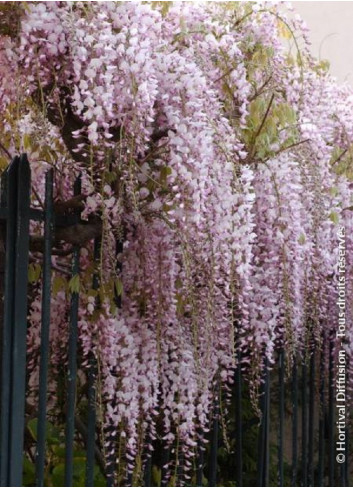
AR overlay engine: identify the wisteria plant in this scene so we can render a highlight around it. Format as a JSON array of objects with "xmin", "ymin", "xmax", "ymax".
[{"xmin": 0, "ymin": 1, "xmax": 352, "ymax": 485}]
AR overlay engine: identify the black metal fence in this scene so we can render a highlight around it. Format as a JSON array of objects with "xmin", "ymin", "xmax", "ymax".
[{"xmin": 0, "ymin": 155, "xmax": 351, "ymax": 487}]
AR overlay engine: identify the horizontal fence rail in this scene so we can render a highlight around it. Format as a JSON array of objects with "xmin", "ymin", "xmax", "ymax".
[{"xmin": 0, "ymin": 155, "xmax": 351, "ymax": 487}]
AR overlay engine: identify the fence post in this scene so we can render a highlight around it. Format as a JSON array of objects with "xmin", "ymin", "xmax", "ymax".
[
  {"xmin": 143, "ymin": 435, "xmax": 152, "ymax": 487},
  {"xmin": 235, "ymin": 350, "xmax": 243, "ymax": 487},
  {"xmin": 160, "ymin": 445, "xmax": 170, "ymax": 486},
  {"xmin": 85, "ymin": 236, "xmax": 101, "ymax": 486},
  {"xmin": 35, "ymin": 169, "xmax": 54, "ymax": 486},
  {"xmin": 208, "ymin": 395, "xmax": 219, "ymax": 486},
  {"xmin": 65, "ymin": 175, "xmax": 82, "ymax": 487},
  {"xmin": 302, "ymin": 359, "xmax": 308, "ymax": 486},
  {"xmin": 278, "ymin": 349, "xmax": 285, "ymax": 487},
  {"xmin": 328, "ymin": 339, "xmax": 335, "ymax": 486},
  {"xmin": 8, "ymin": 154, "xmax": 31, "ymax": 486},
  {"xmin": 318, "ymin": 347, "xmax": 325, "ymax": 486},
  {"xmin": 0, "ymin": 157, "xmax": 19, "ymax": 486},
  {"xmin": 291, "ymin": 356, "xmax": 298, "ymax": 485},
  {"xmin": 195, "ymin": 430, "xmax": 204, "ymax": 486},
  {"xmin": 308, "ymin": 349, "xmax": 316, "ymax": 486},
  {"xmin": 257, "ymin": 358, "xmax": 270, "ymax": 487}
]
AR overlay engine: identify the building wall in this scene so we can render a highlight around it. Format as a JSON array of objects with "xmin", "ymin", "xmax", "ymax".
[{"xmin": 293, "ymin": 1, "xmax": 353, "ymax": 85}]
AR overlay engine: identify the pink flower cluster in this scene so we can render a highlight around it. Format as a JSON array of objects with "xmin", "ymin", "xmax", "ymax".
[{"xmin": 0, "ymin": 1, "xmax": 352, "ymax": 483}]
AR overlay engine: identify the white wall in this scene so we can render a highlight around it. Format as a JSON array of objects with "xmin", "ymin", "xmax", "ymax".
[{"xmin": 293, "ymin": 1, "xmax": 353, "ymax": 84}]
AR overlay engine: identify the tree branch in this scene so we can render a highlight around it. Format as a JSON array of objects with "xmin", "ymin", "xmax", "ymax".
[
  {"xmin": 54, "ymin": 194, "xmax": 86, "ymax": 215},
  {"xmin": 0, "ymin": 141, "xmax": 11, "ymax": 159},
  {"xmin": 331, "ymin": 148, "xmax": 348, "ymax": 167},
  {"xmin": 29, "ymin": 215, "xmax": 102, "ymax": 253},
  {"xmin": 248, "ymin": 93, "xmax": 275, "ymax": 161}
]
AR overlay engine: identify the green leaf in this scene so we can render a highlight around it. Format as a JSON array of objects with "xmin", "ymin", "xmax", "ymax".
[
  {"xmin": 53, "ymin": 275, "xmax": 68, "ymax": 296},
  {"xmin": 46, "ymin": 421, "xmax": 62, "ymax": 445},
  {"xmin": 27, "ymin": 418, "xmax": 62, "ymax": 446},
  {"xmin": 0, "ymin": 156, "xmax": 8, "ymax": 170},
  {"xmin": 329, "ymin": 186, "xmax": 339, "ymax": 197},
  {"xmin": 72, "ymin": 458, "xmax": 86, "ymax": 486},
  {"xmin": 52, "ymin": 463, "xmax": 65, "ymax": 486},
  {"xmin": 160, "ymin": 166, "xmax": 172, "ymax": 184},
  {"xmin": 28, "ymin": 263, "xmax": 41, "ymax": 284},
  {"xmin": 298, "ymin": 233, "xmax": 306, "ymax": 245},
  {"xmin": 23, "ymin": 457, "xmax": 35, "ymax": 486},
  {"xmin": 51, "ymin": 445, "xmax": 66, "ymax": 458},
  {"xmin": 50, "ymin": 457, "xmax": 87, "ymax": 486},
  {"xmin": 94, "ymin": 465, "xmax": 107, "ymax": 486},
  {"xmin": 86, "ymin": 288, "xmax": 98, "ymax": 298},
  {"xmin": 329, "ymin": 211, "xmax": 339, "ymax": 225},
  {"xmin": 69, "ymin": 274, "xmax": 80, "ymax": 294},
  {"xmin": 73, "ymin": 449, "xmax": 86, "ymax": 458},
  {"xmin": 27, "ymin": 418, "xmax": 38, "ymax": 441},
  {"xmin": 114, "ymin": 278, "xmax": 123, "ymax": 297},
  {"xmin": 162, "ymin": 203, "xmax": 174, "ymax": 213},
  {"xmin": 23, "ymin": 133, "xmax": 31, "ymax": 151},
  {"xmin": 152, "ymin": 465, "xmax": 161, "ymax": 486}
]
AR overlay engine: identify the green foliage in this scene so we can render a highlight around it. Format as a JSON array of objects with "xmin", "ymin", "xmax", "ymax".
[
  {"xmin": 28, "ymin": 263, "xmax": 42, "ymax": 284},
  {"xmin": 0, "ymin": 2, "xmax": 25, "ymax": 38},
  {"xmin": 151, "ymin": 465, "xmax": 161, "ymax": 486},
  {"xmin": 242, "ymin": 95, "xmax": 298, "ymax": 162},
  {"xmin": 52, "ymin": 275, "xmax": 68, "ymax": 296},
  {"xmin": 297, "ymin": 233, "xmax": 306, "ymax": 245},
  {"xmin": 328, "ymin": 211, "xmax": 339, "ymax": 225},
  {"xmin": 68, "ymin": 274, "xmax": 80, "ymax": 294},
  {"xmin": 23, "ymin": 418, "xmax": 106, "ymax": 487},
  {"xmin": 199, "ymin": 378, "xmax": 293, "ymax": 487},
  {"xmin": 331, "ymin": 144, "xmax": 353, "ymax": 180},
  {"xmin": 214, "ymin": 385, "xmax": 261, "ymax": 487},
  {"xmin": 114, "ymin": 278, "xmax": 123, "ymax": 297}
]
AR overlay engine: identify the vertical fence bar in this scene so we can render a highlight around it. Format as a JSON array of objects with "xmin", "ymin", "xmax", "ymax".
[
  {"xmin": 340, "ymin": 354, "xmax": 348, "ymax": 488},
  {"xmin": 264, "ymin": 365, "xmax": 270, "ymax": 487},
  {"xmin": 208, "ymin": 399, "xmax": 219, "ymax": 487},
  {"xmin": 143, "ymin": 457, "xmax": 152, "ymax": 487},
  {"xmin": 0, "ymin": 158, "xmax": 18, "ymax": 486},
  {"xmin": 143, "ymin": 442, "xmax": 152, "ymax": 488},
  {"xmin": 302, "ymin": 359, "xmax": 308, "ymax": 487},
  {"xmin": 343, "ymin": 358, "xmax": 349, "ymax": 486},
  {"xmin": 126, "ymin": 468, "xmax": 133, "ymax": 487},
  {"xmin": 196, "ymin": 432, "xmax": 204, "ymax": 486},
  {"xmin": 85, "ymin": 358, "xmax": 97, "ymax": 486},
  {"xmin": 257, "ymin": 374, "xmax": 266, "ymax": 487},
  {"xmin": 278, "ymin": 349, "xmax": 285, "ymax": 487},
  {"xmin": 85, "ymin": 237, "xmax": 101, "ymax": 486},
  {"xmin": 340, "ymin": 452, "xmax": 345, "ymax": 487},
  {"xmin": 35, "ymin": 169, "xmax": 54, "ymax": 486},
  {"xmin": 105, "ymin": 238, "xmax": 124, "ymax": 487},
  {"xmin": 318, "ymin": 348, "xmax": 325, "ymax": 486},
  {"xmin": 160, "ymin": 446, "xmax": 170, "ymax": 487},
  {"xmin": 65, "ymin": 176, "xmax": 81, "ymax": 487},
  {"xmin": 292, "ymin": 357, "xmax": 298, "ymax": 486},
  {"xmin": 0, "ymin": 168, "xmax": 7, "ymax": 486},
  {"xmin": 235, "ymin": 351, "xmax": 243, "ymax": 487},
  {"xmin": 308, "ymin": 349, "xmax": 315, "ymax": 486},
  {"xmin": 257, "ymin": 359, "xmax": 269, "ymax": 487},
  {"xmin": 328, "ymin": 339, "xmax": 335, "ymax": 486},
  {"xmin": 8, "ymin": 154, "xmax": 31, "ymax": 486},
  {"xmin": 176, "ymin": 448, "xmax": 184, "ymax": 486}
]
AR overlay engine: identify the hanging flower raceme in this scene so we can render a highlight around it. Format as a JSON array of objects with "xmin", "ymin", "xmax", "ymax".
[{"xmin": 0, "ymin": 1, "xmax": 353, "ymax": 484}]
